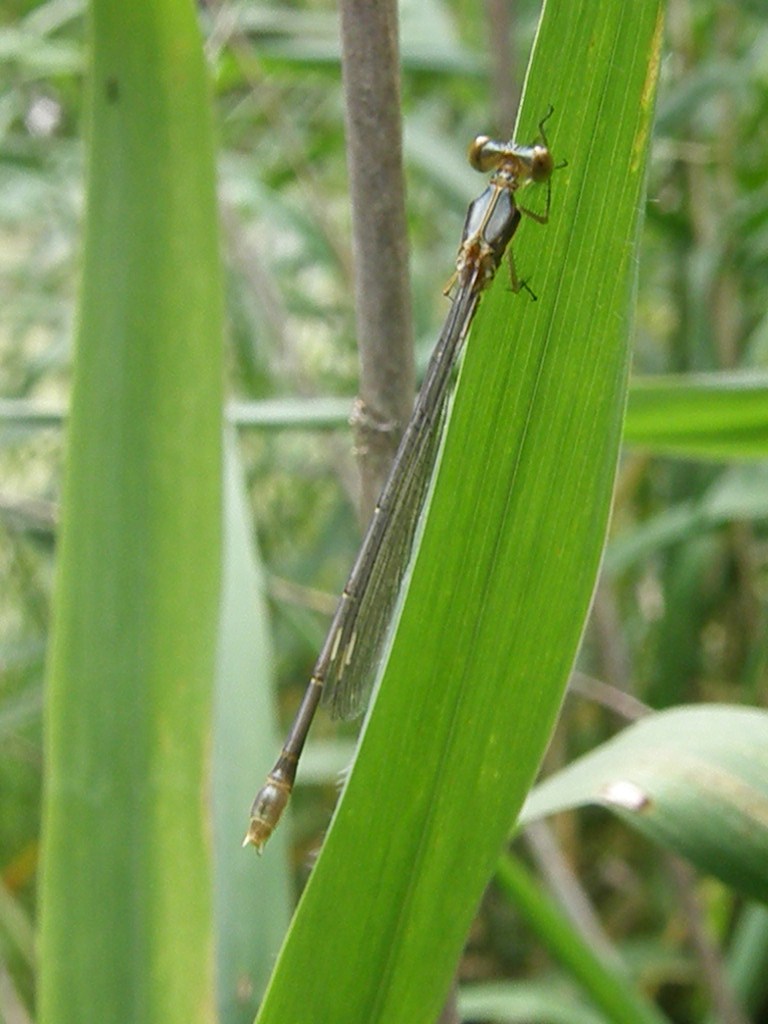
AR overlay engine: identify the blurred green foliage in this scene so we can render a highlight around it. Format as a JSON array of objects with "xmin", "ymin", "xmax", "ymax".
[{"xmin": 1, "ymin": 1, "xmax": 767, "ymax": 1022}]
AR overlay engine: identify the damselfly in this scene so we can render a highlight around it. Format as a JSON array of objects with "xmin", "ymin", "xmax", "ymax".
[{"xmin": 244, "ymin": 109, "xmax": 562, "ymax": 851}]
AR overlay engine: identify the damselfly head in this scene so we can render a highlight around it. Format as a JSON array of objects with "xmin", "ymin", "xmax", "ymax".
[{"xmin": 468, "ymin": 134, "xmax": 554, "ymax": 187}]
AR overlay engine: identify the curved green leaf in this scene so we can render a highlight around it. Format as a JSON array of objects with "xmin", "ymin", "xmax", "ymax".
[{"xmin": 522, "ymin": 705, "xmax": 768, "ymax": 904}]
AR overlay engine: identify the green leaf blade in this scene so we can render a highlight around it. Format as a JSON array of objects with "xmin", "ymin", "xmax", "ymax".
[
  {"xmin": 625, "ymin": 373, "xmax": 768, "ymax": 460},
  {"xmin": 39, "ymin": 3, "xmax": 224, "ymax": 1021},
  {"xmin": 256, "ymin": 2, "xmax": 665, "ymax": 1022},
  {"xmin": 523, "ymin": 705, "xmax": 768, "ymax": 905}
]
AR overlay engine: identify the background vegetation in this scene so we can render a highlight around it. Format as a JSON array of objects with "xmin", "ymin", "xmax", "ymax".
[{"xmin": 1, "ymin": 0, "xmax": 767, "ymax": 1022}]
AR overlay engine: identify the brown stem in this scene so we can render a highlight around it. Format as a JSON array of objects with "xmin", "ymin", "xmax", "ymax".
[
  {"xmin": 483, "ymin": 0, "xmax": 519, "ymax": 133},
  {"xmin": 339, "ymin": 0, "xmax": 415, "ymax": 522}
]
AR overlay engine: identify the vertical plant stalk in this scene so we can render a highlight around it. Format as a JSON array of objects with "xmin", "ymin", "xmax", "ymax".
[
  {"xmin": 484, "ymin": 0, "xmax": 519, "ymax": 132},
  {"xmin": 339, "ymin": 0, "xmax": 415, "ymax": 520},
  {"xmin": 336, "ymin": 9, "xmax": 457, "ymax": 1018},
  {"xmin": 495, "ymin": 855, "xmax": 670, "ymax": 1024},
  {"xmin": 38, "ymin": 2, "xmax": 224, "ymax": 1021}
]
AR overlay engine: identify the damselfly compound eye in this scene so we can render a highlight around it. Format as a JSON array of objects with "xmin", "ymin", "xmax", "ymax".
[
  {"xmin": 529, "ymin": 145, "xmax": 554, "ymax": 183},
  {"xmin": 468, "ymin": 135, "xmax": 502, "ymax": 173}
]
